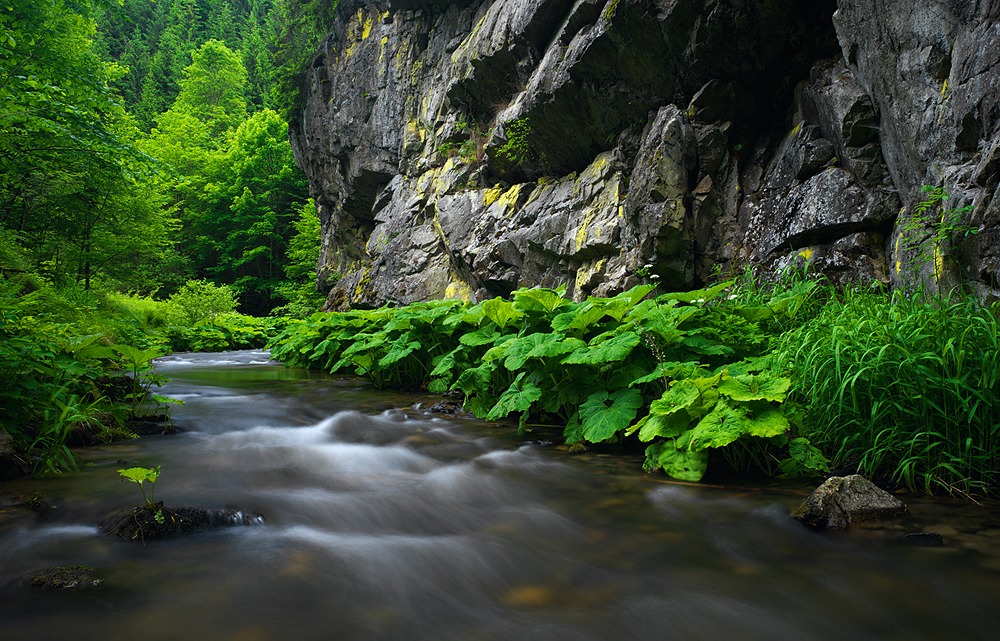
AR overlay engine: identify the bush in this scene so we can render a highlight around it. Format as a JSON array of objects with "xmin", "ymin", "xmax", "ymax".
[{"xmin": 168, "ymin": 279, "xmax": 238, "ymax": 325}]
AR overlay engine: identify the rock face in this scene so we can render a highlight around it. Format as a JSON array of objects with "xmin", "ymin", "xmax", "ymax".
[
  {"xmin": 792, "ymin": 474, "xmax": 908, "ymax": 529},
  {"xmin": 288, "ymin": 0, "xmax": 1000, "ymax": 310}
]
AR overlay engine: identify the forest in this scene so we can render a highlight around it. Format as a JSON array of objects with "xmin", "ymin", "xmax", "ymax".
[{"xmin": 1, "ymin": 0, "xmax": 324, "ymax": 475}]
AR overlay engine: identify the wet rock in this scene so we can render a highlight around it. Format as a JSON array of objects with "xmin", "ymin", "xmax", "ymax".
[
  {"xmin": 426, "ymin": 400, "xmax": 462, "ymax": 415},
  {"xmin": 894, "ymin": 532, "xmax": 945, "ymax": 547},
  {"xmin": 101, "ymin": 504, "xmax": 264, "ymax": 542},
  {"xmin": 792, "ymin": 474, "xmax": 908, "ymax": 530},
  {"xmin": 127, "ymin": 414, "xmax": 183, "ymax": 436},
  {"xmin": 22, "ymin": 565, "xmax": 103, "ymax": 590},
  {"xmin": 22, "ymin": 492, "xmax": 49, "ymax": 512}
]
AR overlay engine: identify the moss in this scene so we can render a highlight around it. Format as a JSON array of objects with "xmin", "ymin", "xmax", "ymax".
[{"xmin": 25, "ymin": 565, "xmax": 102, "ymax": 589}]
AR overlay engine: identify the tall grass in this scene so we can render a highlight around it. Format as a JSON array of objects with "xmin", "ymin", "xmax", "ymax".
[{"xmin": 780, "ymin": 286, "xmax": 1000, "ymax": 497}]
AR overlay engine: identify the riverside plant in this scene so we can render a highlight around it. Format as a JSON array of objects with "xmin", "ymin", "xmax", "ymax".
[
  {"xmin": 118, "ymin": 466, "xmax": 164, "ymax": 523},
  {"xmin": 778, "ymin": 285, "xmax": 1000, "ymax": 498},
  {"xmin": 268, "ymin": 278, "xmax": 832, "ymax": 483}
]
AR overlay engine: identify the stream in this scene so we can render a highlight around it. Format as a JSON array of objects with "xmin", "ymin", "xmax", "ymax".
[{"xmin": 2, "ymin": 350, "xmax": 999, "ymax": 640}]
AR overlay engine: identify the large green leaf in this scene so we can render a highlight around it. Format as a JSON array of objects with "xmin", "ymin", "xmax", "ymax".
[
  {"xmin": 688, "ymin": 401, "xmax": 747, "ymax": 450},
  {"xmin": 636, "ymin": 411, "xmax": 690, "ymax": 442},
  {"xmin": 460, "ymin": 323, "xmax": 500, "ymax": 346},
  {"xmin": 503, "ymin": 333, "xmax": 553, "ymax": 370},
  {"xmin": 453, "ymin": 360, "xmax": 498, "ymax": 393},
  {"xmin": 481, "ymin": 334, "xmax": 516, "ymax": 362},
  {"xmin": 486, "ymin": 373, "xmax": 543, "ymax": 420},
  {"xmin": 580, "ymin": 388, "xmax": 644, "ymax": 442},
  {"xmin": 742, "ymin": 403, "xmax": 790, "ymax": 438},
  {"xmin": 378, "ymin": 335, "xmax": 421, "ymax": 367},
  {"xmin": 429, "ymin": 345, "xmax": 466, "ymax": 378},
  {"xmin": 562, "ymin": 331, "xmax": 640, "ymax": 365},
  {"xmin": 629, "ymin": 361, "xmax": 701, "ymax": 387},
  {"xmin": 717, "ymin": 374, "xmax": 791, "ymax": 402},
  {"xmin": 646, "ymin": 440, "xmax": 709, "ymax": 481},
  {"xmin": 551, "ymin": 302, "xmax": 607, "ymax": 332},
  {"xmin": 649, "ymin": 380, "xmax": 700, "ymax": 416},
  {"xmin": 513, "ymin": 288, "xmax": 567, "ymax": 313},
  {"xmin": 483, "ymin": 298, "xmax": 525, "ymax": 329},
  {"xmin": 656, "ymin": 280, "xmax": 734, "ymax": 305},
  {"xmin": 341, "ymin": 332, "xmax": 386, "ymax": 357}
]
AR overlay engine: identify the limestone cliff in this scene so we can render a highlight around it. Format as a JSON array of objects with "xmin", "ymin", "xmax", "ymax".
[{"xmin": 287, "ymin": 0, "xmax": 1000, "ymax": 309}]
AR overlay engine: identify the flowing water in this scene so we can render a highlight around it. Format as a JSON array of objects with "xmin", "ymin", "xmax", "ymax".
[{"xmin": 2, "ymin": 350, "xmax": 999, "ymax": 640}]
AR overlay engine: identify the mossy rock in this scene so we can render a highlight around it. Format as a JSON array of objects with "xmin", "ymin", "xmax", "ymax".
[
  {"xmin": 23, "ymin": 565, "xmax": 103, "ymax": 590},
  {"xmin": 101, "ymin": 503, "xmax": 263, "ymax": 542}
]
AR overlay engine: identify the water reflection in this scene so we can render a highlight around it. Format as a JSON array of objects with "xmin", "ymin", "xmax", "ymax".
[{"xmin": 1, "ymin": 350, "xmax": 998, "ymax": 640}]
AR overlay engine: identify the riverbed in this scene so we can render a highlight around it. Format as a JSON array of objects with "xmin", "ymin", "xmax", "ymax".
[{"xmin": 1, "ymin": 350, "xmax": 999, "ymax": 640}]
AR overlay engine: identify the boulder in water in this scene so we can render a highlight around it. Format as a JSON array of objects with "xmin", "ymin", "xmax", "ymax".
[
  {"xmin": 23, "ymin": 564, "xmax": 103, "ymax": 589},
  {"xmin": 101, "ymin": 503, "xmax": 263, "ymax": 542},
  {"xmin": 792, "ymin": 474, "xmax": 907, "ymax": 529}
]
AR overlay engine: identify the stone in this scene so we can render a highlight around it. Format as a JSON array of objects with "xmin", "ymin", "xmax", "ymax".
[
  {"xmin": 894, "ymin": 532, "xmax": 945, "ymax": 547},
  {"xmin": 22, "ymin": 565, "xmax": 103, "ymax": 590},
  {"xmin": 792, "ymin": 474, "xmax": 908, "ymax": 529}
]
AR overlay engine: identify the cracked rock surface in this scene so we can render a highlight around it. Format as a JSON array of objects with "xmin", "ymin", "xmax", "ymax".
[{"xmin": 289, "ymin": 0, "xmax": 1000, "ymax": 309}]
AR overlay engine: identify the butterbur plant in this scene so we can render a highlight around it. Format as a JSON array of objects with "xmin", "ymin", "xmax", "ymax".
[{"xmin": 118, "ymin": 466, "xmax": 160, "ymax": 509}]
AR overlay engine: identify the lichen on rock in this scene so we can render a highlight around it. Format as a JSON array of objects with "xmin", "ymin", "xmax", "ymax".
[{"xmin": 289, "ymin": 0, "xmax": 1000, "ymax": 310}]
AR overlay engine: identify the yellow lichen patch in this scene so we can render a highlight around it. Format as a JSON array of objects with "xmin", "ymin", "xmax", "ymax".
[
  {"xmin": 483, "ymin": 186, "xmax": 502, "ymax": 206},
  {"xmin": 798, "ymin": 247, "xmax": 813, "ymax": 261},
  {"xmin": 417, "ymin": 167, "xmax": 440, "ymax": 193},
  {"xmin": 575, "ymin": 208, "xmax": 599, "ymax": 251},
  {"xmin": 933, "ymin": 244, "xmax": 943, "ymax": 281},
  {"xmin": 353, "ymin": 266, "xmax": 372, "ymax": 301},
  {"xmin": 445, "ymin": 281, "xmax": 474, "ymax": 301},
  {"xmin": 378, "ymin": 36, "xmax": 388, "ymax": 67},
  {"xmin": 362, "ymin": 14, "xmax": 374, "ymax": 40},
  {"xmin": 496, "ymin": 184, "xmax": 525, "ymax": 213}
]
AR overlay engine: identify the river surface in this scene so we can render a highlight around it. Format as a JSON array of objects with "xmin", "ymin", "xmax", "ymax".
[{"xmin": 2, "ymin": 350, "xmax": 999, "ymax": 640}]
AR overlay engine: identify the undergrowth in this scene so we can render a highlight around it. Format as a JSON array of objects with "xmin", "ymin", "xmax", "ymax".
[
  {"xmin": 268, "ymin": 277, "xmax": 832, "ymax": 483},
  {"xmin": 779, "ymin": 285, "xmax": 1000, "ymax": 498},
  {"xmin": 269, "ymin": 270, "xmax": 1000, "ymax": 498}
]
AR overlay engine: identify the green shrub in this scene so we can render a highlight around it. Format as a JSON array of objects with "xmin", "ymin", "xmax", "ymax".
[{"xmin": 168, "ymin": 279, "xmax": 238, "ymax": 325}]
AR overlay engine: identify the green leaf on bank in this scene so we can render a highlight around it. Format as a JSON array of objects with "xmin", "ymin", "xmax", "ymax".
[
  {"xmin": 580, "ymin": 388, "xmax": 644, "ymax": 442},
  {"xmin": 487, "ymin": 373, "xmax": 543, "ymax": 420}
]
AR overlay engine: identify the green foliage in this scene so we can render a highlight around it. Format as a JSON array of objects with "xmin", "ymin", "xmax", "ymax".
[
  {"xmin": 169, "ymin": 279, "xmax": 238, "ymax": 325},
  {"xmin": 897, "ymin": 185, "xmax": 978, "ymax": 276},
  {"xmin": 172, "ymin": 39, "xmax": 247, "ymax": 140},
  {"xmin": 269, "ymin": 279, "xmax": 828, "ymax": 483},
  {"xmin": 494, "ymin": 118, "xmax": 537, "ymax": 171},
  {"xmin": 779, "ymin": 285, "xmax": 1000, "ymax": 497},
  {"xmin": 111, "ymin": 344, "xmax": 172, "ymax": 419},
  {"xmin": 118, "ymin": 465, "xmax": 161, "ymax": 509}
]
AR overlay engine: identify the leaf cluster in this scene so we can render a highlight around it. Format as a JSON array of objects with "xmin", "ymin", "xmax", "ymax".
[{"xmin": 269, "ymin": 280, "xmax": 829, "ymax": 482}]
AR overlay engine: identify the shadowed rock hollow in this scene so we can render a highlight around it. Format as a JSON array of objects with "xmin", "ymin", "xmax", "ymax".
[{"xmin": 287, "ymin": 0, "xmax": 1000, "ymax": 309}]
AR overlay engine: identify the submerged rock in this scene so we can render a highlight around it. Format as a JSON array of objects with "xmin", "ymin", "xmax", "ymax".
[
  {"xmin": 101, "ymin": 504, "xmax": 263, "ymax": 542},
  {"xmin": 894, "ymin": 532, "xmax": 945, "ymax": 547},
  {"xmin": 23, "ymin": 565, "xmax": 103, "ymax": 590},
  {"xmin": 792, "ymin": 474, "xmax": 908, "ymax": 529}
]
